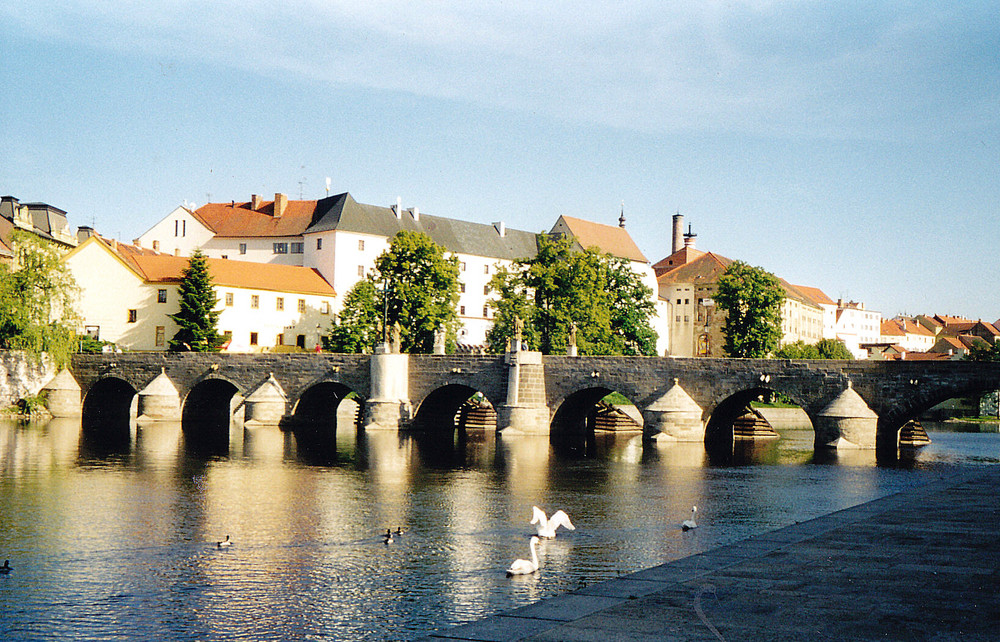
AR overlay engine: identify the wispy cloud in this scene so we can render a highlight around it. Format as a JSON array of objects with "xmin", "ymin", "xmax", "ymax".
[{"xmin": 4, "ymin": 1, "xmax": 997, "ymax": 138}]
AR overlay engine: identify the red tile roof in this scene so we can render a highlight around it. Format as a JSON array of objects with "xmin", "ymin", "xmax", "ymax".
[
  {"xmin": 102, "ymin": 237, "xmax": 335, "ymax": 296},
  {"xmin": 192, "ymin": 197, "xmax": 318, "ymax": 238},
  {"xmin": 550, "ymin": 215, "xmax": 648, "ymax": 263},
  {"xmin": 652, "ymin": 246, "xmax": 705, "ymax": 275},
  {"xmin": 656, "ymin": 252, "xmax": 733, "ymax": 286},
  {"xmin": 790, "ymin": 284, "xmax": 835, "ymax": 307}
]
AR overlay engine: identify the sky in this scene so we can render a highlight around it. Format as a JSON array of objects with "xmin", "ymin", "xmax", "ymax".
[{"xmin": 2, "ymin": 1, "xmax": 998, "ymax": 321}]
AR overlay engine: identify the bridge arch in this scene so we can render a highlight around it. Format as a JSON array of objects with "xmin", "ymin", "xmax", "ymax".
[
  {"xmin": 180, "ymin": 377, "xmax": 244, "ymax": 450},
  {"xmin": 411, "ymin": 384, "xmax": 498, "ymax": 432},
  {"xmin": 82, "ymin": 376, "xmax": 137, "ymax": 426},
  {"xmin": 704, "ymin": 385, "xmax": 812, "ymax": 449},
  {"xmin": 550, "ymin": 386, "xmax": 643, "ymax": 437},
  {"xmin": 291, "ymin": 381, "xmax": 364, "ymax": 431}
]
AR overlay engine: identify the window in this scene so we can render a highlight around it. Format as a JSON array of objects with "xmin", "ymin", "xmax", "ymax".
[
  {"xmin": 484, "ymin": 264, "xmax": 489, "ymax": 274},
  {"xmin": 321, "ymin": 301, "xmax": 331, "ymax": 314},
  {"xmin": 239, "ymin": 243, "xmax": 247, "ymax": 255},
  {"xmin": 358, "ymin": 265, "xmax": 364, "ymax": 277},
  {"xmin": 273, "ymin": 242, "xmax": 288, "ymax": 254},
  {"xmin": 460, "ymin": 261, "xmax": 466, "ymax": 272},
  {"xmin": 155, "ymin": 326, "xmax": 165, "ymax": 347},
  {"xmin": 460, "ymin": 283, "xmax": 466, "ymax": 293},
  {"xmin": 152, "ymin": 240, "xmax": 159, "ymax": 251},
  {"xmin": 483, "ymin": 306, "xmax": 489, "ymax": 318},
  {"xmin": 276, "ymin": 334, "xmax": 284, "ymax": 346},
  {"xmin": 298, "ymin": 299, "xmax": 305, "ymax": 313},
  {"xmin": 174, "ymin": 220, "xmax": 178, "ymax": 237},
  {"xmin": 483, "ymin": 285, "xmax": 490, "ymax": 295},
  {"xmin": 128, "ymin": 309, "xmax": 137, "ymax": 323},
  {"xmin": 316, "ymin": 238, "xmax": 322, "ymax": 250},
  {"xmin": 182, "ymin": 220, "xmax": 186, "ymax": 237},
  {"xmin": 157, "ymin": 289, "xmax": 167, "ymax": 303},
  {"xmin": 296, "ymin": 334, "xmax": 306, "ymax": 349},
  {"xmin": 290, "ymin": 242, "xmax": 304, "ymax": 254},
  {"xmin": 460, "ymin": 306, "xmax": 466, "ymax": 315},
  {"xmin": 276, "ymin": 297, "xmax": 284, "ymax": 311},
  {"xmin": 221, "ymin": 255, "xmax": 228, "ymax": 260},
  {"xmin": 358, "ymin": 239, "xmax": 365, "ymax": 251},
  {"xmin": 676, "ymin": 299, "xmax": 682, "ymax": 305},
  {"xmin": 250, "ymin": 332, "xmax": 258, "ymax": 346},
  {"xmin": 222, "ymin": 330, "xmax": 232, "ymax": 343},
  {"xmin": 251, "ymin": 295, "xmax": 259, "ymax": 309},
  {"xmin": 225, "ymin": 292, "xmax": 233, "ymax": 306},
  {"xmin": 84, "ymin": 325, "xmax": 100, "ymax": 339},
  {"xmin": 685, "ymin": 299, "xmax": 690, "ymax": 305}
]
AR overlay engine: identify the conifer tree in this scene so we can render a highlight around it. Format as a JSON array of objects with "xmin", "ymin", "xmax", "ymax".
[{"xmin": 168, "ymin": 250, "xmax": 223, "ymax": 351}]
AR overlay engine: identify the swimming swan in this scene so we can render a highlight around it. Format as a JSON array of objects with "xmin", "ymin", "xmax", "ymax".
[
  {"xmin": 217, "ymin": 535, "xmax": 232, "ymax": 548},
  {"xmin": 682, "ymin": 506, "xmax": 698, "ymax": 531},
  {"xmin": 0, "ymin": 560, "xmax": 10, "ymax": 574},
  {"xmin": 506, "ymin": 536, "xmax": 540, "ymax": 576},
  {"xmin": 531, "ymin": 506, "xmax": 575, "ymax": 538}
]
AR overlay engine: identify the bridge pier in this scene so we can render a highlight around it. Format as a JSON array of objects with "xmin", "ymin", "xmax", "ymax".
[
  {"xmin": 362, "ymin": 348, "xmax": 411, "ymax": 431},
  {"xmin": 136, "ymin": 369, "xmax": 180, "ymax": 422},
  {"xmin": 642, "ymin": 379, "xmax": 704, "ymax": 442},
  {"xmin": 41, "ymin": 369, "xmax": 82, "ymax": 418},
  {"xmin": 814, "ymin": 382, "xmax": 879, "ymax": 449},
  {"xmin": 496, "ymin": 350, "xmax": 550, "ymax": 434},
  {"xmin": 243, "ymin": 374, "xmax": 288, "ymax": 426}
]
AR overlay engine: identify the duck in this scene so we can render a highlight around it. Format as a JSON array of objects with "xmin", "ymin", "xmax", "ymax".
[
  {"xmin": 383, "ymin": 529, "xmax": 394, "ymax": 545},
  {"xmin": 682, "ymin": 506, "xmax": 698, "ymax": 531},
  {"xmin": 507, "ymin": 536, "xmax": 540, "ymax": 576},
  {"xmin": 0, "ymin": 560, "xmax": 11, "ymax": 574},
  {"xmin": 531, "ymin": 506, "xmax": 575, "ymax": 539},
  {"xmin": 394, "ymin": 527, "xmax": 404, "ymax": 536},
  {"xmin": 217, "ymin": 535, "xmax": 232, "ymax": 549}
]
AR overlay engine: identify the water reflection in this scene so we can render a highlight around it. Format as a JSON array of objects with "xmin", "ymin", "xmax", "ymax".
[{"xmin": 1, "ymin": 417, "xmax": 996, "ymax": 641}]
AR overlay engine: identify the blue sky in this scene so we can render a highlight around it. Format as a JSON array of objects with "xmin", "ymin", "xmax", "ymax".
[{"xmin": 2, "ymin": 2, "xmax": 998, "ymax": 321}]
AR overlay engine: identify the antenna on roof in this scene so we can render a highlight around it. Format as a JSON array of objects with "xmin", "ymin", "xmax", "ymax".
[{"xmin": 325, "ymin": 177, "xmax": 331, "ymax": 196}]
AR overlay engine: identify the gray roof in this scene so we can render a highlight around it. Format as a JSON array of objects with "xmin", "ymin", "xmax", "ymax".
[{"xmin": 307, "ymin": 193, "xmax": 541, "ymax": 261}]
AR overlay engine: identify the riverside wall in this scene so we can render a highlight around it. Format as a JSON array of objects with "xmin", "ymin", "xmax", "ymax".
[{"xmin": 0, "ymin": 351, "xmax": 56, "ymax": 407}]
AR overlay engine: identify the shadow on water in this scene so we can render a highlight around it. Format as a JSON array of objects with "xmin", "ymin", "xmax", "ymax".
[
  {"xmin": 181, "ymin": 420, "xmax": 232, "ymax": 460},
  {"xmin": 78, "ymin": 418, "xmax": 132, "ymax": 462}
]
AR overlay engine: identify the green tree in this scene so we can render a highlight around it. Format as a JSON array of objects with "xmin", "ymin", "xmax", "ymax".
[
  {"xmin": 485, "ymin": 234, "xmax": 657, "ymax": 355},
  {"xmin": 0, "ymin": 230, "xmax": 79, "ymax": 365},
  {"xmin": 323, "ymin": 279, "xmax": 381, "ymax": 353},
  {"xmin": 168, "ymin": 250, "xmax": 223, "ymax": 351},
  {"xmin": 775, "ymin": 338, "xmax": 854, "ymax": 360},
  {"xmin": 966, "ymin": 340, "xmax": 1000, "ymax": 362},
  {"xmin": 328, "ymin": 231, "xmax": 461, "ymax": 353},
  {"xmin": 714, "ymin": 260, "xmax": 784, "ymax": 358}
]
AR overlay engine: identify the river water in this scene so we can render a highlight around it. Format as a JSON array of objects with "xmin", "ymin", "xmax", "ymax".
[{"xmin": 0, "ymin": 417, "xmax": 997, "ymax": 641}]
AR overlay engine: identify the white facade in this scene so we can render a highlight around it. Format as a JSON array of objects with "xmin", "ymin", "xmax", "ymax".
[
  {"xmin": 134, "ymin": 206, "xmax": 213, "ymax": 257},
  {"xmin": 63, "ymin": 237, "xmax": 336, "ymax": 352}
]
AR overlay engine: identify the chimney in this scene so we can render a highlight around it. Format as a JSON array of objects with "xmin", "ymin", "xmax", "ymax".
[
  {"xmin": 412, "ymin": 206, "xmax": 419, "ymax": 222},
  {"xmin": 77, "ymin": 226, "xmax": 95, "ymax": 243},
  {"xmin": 274, "ymin": 193, "xmax": 288, "ymax": 218},
  {"xmin": 672, "ymin": 212, "xmax": 684, "ymax": 253},
  {"xmin": 393, "ymin": 196, "xmax": 402, "ymax": 219},
  {"xmin": 683, "ymin": 224, "xmax": 697, "ymax": 250},
  {"xmin": 251, "ymin": 194, "xmax": 264, "ymax": 211},
  {"xmin": 493, "ymin": 221, "xmax": 506, "ymax": 237}
]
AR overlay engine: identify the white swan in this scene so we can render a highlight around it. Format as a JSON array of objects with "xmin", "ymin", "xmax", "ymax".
[
  {"xmin": 506, "ymin": 536, "xmax": 540, "ymax": 576},
  {"xmin": 682, "ymin": 506, "xmax": 698, "ymax": 531},
  {"xmin": 531, "ymin": 506, "xmax": 575, "ymax": 538},
  {"xmin": 217, "ymin": 535, "xmax": 232, "ymax": 548}
]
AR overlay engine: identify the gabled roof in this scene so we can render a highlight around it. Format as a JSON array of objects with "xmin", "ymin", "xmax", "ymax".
[
  {"xmin": 652, "ymin": 246, "xmax": 705, "ymax": 275},
  {"xmin": 790, "ymin": 284, "xmax": 835, "ymax": 307},
  {"xmin": 656, "ymin": 252, "xmax": 733, "ymax": 286},
  {"xmin": 550, "ymin": 215, "xmax": 648, "ymax": 263},
  {"xmin": 77, "ymin": 236, "xmax": 335, "ymax": 296},
  {"xmin": 779, "ymin": 280, "xmax": 821, "ymax": 308},
  {"xmin": 192, "ymin": 198, "xmax": 318, "ymax": 238},
  {"xmin": 307, "ymin": 192, "xmax": 541, "ymax": 261},
  {"xmin": 882, "ymin": 318, "xmax": 934, "ymax": 337}
]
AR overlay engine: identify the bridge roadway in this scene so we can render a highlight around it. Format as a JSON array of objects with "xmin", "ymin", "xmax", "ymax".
[
  {"xmin": 61, "ymin": 352, "xmax": 1000, "ymax": 448},
  {"xmin": 417, "ymin": 464, "xmax": 1000, "ymax": 641}
]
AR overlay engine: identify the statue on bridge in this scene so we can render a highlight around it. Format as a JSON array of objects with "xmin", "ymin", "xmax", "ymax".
[
  {"xmin": 514, "ymin": 316, "xmax": 524, "ymax": 352},
  {"xmin": 391, "ymin": 322, "xmax": 402, "ymax": 353}
]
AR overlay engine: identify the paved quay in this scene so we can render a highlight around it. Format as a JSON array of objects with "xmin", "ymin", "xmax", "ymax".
[{"xmin": 417, "ymin": 466, "xmax": 1000, "ymax": 641}]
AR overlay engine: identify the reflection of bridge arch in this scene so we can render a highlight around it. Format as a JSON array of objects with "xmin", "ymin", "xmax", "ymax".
[
  {"xmin": 550, "ymin": 387, "xmax": 642, "ymax": 436},
  {"xmin": 82, "ymin": 377, "xmax": 136, "ymax": 426},
  {"xmin": 704, "ymin": 386, "xmax": 810, "ymax": 445},
  {"xmin": 412, "ymin": 384, "xmax": 497, "ymax": 432},
  {"xmin": 292, "ymin": 381, "xmax": 364, "ymax": 432}
]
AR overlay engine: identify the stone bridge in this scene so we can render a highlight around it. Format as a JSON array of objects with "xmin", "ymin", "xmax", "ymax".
[{"xmin": 42, "ymin": 351, "xmax": 1000, "ymax": 450}]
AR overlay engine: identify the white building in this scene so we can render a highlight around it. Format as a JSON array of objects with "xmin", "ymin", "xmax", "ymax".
[
  {"xmin": 64, "ymin": 236, "xmax": 336, "ymax": 352},
  {"xmin": 135, "ymin": 192, "xmax": 659, "ymax": 349}
]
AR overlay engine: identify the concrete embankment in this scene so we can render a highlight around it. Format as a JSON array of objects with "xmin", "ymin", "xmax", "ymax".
[
  {"xmin": 420, "ymin": 466, "xmax": 1000, "ymax": 641},
  {"xmin": 0, "ymin": 351, "xmax": 55, "ymax": 407}
]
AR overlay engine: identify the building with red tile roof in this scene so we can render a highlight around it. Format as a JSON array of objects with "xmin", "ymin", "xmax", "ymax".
[{"xmin": 63, "ymin": 235, "xmax": 336, "ymax": 352}]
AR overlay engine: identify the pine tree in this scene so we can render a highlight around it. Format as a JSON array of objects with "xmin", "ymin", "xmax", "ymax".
[{"xmin": 168, "ymin": 250, "xmax": 223, "ymax": 351}]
